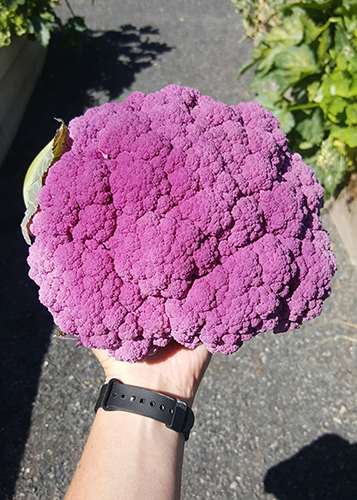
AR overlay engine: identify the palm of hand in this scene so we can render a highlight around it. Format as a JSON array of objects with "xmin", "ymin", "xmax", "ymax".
[{"xmin": 93, "ymin": 341, "xmax": 211, "ymax": 406}]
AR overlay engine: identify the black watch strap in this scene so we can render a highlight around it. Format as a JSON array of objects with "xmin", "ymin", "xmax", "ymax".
[{"xmin": 94, "ymin": 379, "xmax": 194, "ymax": 440}]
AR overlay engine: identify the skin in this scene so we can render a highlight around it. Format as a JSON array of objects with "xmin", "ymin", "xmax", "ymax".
[{"xmin": 65, "ymin": 341, "xmax": 211, "ymax": 500}]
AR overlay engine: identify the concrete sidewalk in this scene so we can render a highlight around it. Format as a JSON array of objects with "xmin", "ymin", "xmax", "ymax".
[{"xmin": 1, "ymin": 1, "xmax": 357, "ymax": 499}]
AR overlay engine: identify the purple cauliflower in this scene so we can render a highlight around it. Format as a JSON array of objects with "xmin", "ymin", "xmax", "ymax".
[{"xmin": 27, "ymin": 84, "xmax": 337, "ymax": 363}]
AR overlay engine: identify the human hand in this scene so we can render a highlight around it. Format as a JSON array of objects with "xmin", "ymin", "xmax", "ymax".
[{"xmin": 92, "ymin": 341, "xmax": 211, "ymax": 407}]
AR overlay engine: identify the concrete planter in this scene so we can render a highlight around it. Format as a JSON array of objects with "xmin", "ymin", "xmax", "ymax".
[
  {"xmin": 0, "ymin": 35, "xmax": 46, "ymax": 167},
  {"xmin": 328, "ymin": 177, "xmax": 357, "ymax": 268}
]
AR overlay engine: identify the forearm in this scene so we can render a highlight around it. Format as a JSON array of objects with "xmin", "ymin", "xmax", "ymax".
[
  {"xmin": 65, "ymin": 408, "xmax": 185, "ymax": 500},
  {"xmin": 65, "ymin": 344, "xmax": 210, "ymax": 499}
]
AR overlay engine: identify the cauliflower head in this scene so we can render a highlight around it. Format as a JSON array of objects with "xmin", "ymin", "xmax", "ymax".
[{"xmin": 27, "ymin": 85, "xmax": 337, "ymax": 362}]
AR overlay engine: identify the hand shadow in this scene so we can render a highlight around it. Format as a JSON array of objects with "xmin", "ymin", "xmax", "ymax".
[{"xmin": 264, "ymin": 433, "xmax": 357, "ymax": 500}]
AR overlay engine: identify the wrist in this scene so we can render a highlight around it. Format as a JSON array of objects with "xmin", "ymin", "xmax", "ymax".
[
  {"xmin": 96, "ymin": 378, "xmax": 195, "ymax": 440},
  {"xmin": 103, "ymin": 371, "xmax": 195, "ymax": 407},
  {"xmin": 96, "ymin": 405, "xmax": 184, "ymax": 443}
]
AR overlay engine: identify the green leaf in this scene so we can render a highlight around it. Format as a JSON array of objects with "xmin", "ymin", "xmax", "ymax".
[
  {"xmin": 37, "ymin": 19, "xmax": 52, "ymax": 46},
  {"xmin": 336, "ymin": 52, "xmax": 348, "ymax": 70},
  {"xmin": 317, "ymin": 27, "xmax": 332, "ymax": 65},
  {"xmin": 330, "ymin": 126, "xmax": 357, "ymax": 147},
  {"xmin": 273, "ymin": 45, "xmax": 320, "ymax": 91},
  {"xmin": 348, "ymin": 55, "xmax": 357, "ymax": 73},
  {"xmin": 264, "ymin": 9, "xmax": 304, "ymax": 45},
  {"xmin": 21, "ymin": 120, "xmax": 70, "ymax": 244},
  {"xmin": 254, "ymin": 91, "xmax": 282, "ymax": 109},
  {"xmin": 321, "ymin": 72, "xmax": 351, "ymax": 98},
  {"xmin": 302, "ymin": 16, "xmax": 334, "ymax": 44},
  {"xmin": 237, "ymin": 58, "xmax": 256, "ymax": 79},
  {"xmin": 308, "ymin": 81, "xmax": 324, "ymax": 103},
  {"xmin": 319, "ymin": 95, "xmax": 346, "ymax": 122},
  {"xmin": 254, "ymin": 43, "xmax": 287, "ymax": 77},
  {"xmin": 296, "ymin": 108, "xmax": 324, "ymax": 146},
  {"xmin": 342, "ymin": 127, "xmax": 357, "ymax": 148},
  {"xmin": 254, "ymin": 91, "xmax": 296, "ymax": 133},
  {"xmin": 342, "ymin": 0, "xmax": 357, "ymax": 11},
  {"xmin": 274, "ymin": 44, "xmax": 318, "ymax": 74},
  {"xmin": 273, "ymin": 108, "xmax": 296, "ymax": 133},
  {"xmin": 342, "ymin": 11, "xmax": 357, "ymax": 34},
  {"xmin": 0, "ymin": 26, "xmax": 11, "ymax": 46},
  {"xmin": 346, "ymin": 104, "xmax": 357, "ymax": 125},
  {"xmin": 349, "ymin": 77, "xmax": 357, "ymax": 97},
  {"xmin": 250, "ymin": 69, "xmax": 280, "ymax": 92},
  {"xmin": 335, "ymin": 23, "xmax": 350, "ymax": 52}
]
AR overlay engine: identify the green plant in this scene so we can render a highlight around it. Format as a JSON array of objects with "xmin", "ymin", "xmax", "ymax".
[
  {"xmin": 238, "ymin": 0, "xmax": 357, "ymax": 198},
  {"xmin": 0, "ymin": 0, "xmax": 86, "ymax": 48}
]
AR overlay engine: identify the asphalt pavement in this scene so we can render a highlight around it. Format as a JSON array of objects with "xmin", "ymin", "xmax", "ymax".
[{"xmin": 1, "ymin": 1, "xmax": 357, "ymax": 499}]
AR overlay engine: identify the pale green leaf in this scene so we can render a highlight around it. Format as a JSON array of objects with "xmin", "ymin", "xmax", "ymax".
[
  {"xmin": 254, "ymin": 91, "xmax": 282, "ymax": 110},
  {"xmin": 264, "ymin": 9, "xmax": 304, "ymax": 45},
  {"xmin": 275, "ymin": 44, "xmax": 319, "ymax": 76},
  {"xmin": 273, "ymin": 108, "xmax": 296, "ymax": 134},
  {"xmin": 273, "ymin": 45, "xmax": 320, "ymax": 91},
  {"xmin": 21, "ymin": 120, "xmax": 70, "ymax": 244},
  {"xmin": 22, "ymin": 139, "xmax": 53, "ymax": 211},
  {"xmin": 250, "ymin": 69, "xmax": 280, "ymax": 91},
  {"xmin": 254, "ymin": 92, "xmax": 295, "ymax": 133}
]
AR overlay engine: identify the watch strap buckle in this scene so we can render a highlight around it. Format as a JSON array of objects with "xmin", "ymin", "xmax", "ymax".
[{"xmin": 167, "ymin": 399, "xmax": 195, "ymax": 441}]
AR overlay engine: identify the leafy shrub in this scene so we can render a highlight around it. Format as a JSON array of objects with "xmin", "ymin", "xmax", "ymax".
[
  {"xmin": 0, "ymin": 0, "xmax": 86, "ymax": 48},
  {"xmin": 238, "ymin": 0, "xmax": 357, "ymax": 198}
]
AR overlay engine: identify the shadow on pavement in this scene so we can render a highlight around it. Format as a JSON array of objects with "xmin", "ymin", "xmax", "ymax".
[
  {"xmin": 264, "ymin": 433, "xmax": 357, "ymax": 500},
  {"xmin": 0, "ymin": 24, "xmax": 171, "ymax": 500},
  {"xmin": 36, "ymin": 24, "xmax": 172, "ymax": 125}
]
